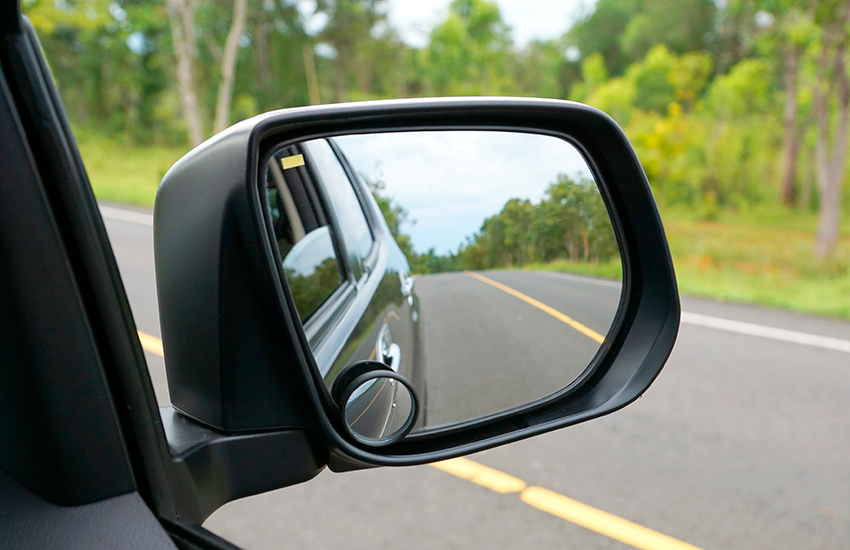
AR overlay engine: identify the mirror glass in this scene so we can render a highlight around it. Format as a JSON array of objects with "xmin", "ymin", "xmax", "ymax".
[
  {"xmin": 344, "ymin": 375, "xmax": 415, "ymax": 444},
  {"xmin": 263, "ymin": 130, "xmax": 623, "ymax": 436}
]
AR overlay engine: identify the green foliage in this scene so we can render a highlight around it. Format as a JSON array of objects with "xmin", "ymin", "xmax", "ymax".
[
  {"xmin": 704, "ymin": 58, "xmax": 777, "ymax": 117},
  {"xmin": 285, "ymin": 258, "xmax": 342, "ymax": 322},
  {"xmin": 664, "ymin": 207, "xmax": 850, "ymax": 318},
  {"xmin": 455, "ymin": 175, "xmax": 618, "ymax": 272},
  {"xmin": 567, "ymin": 0, "xmax": 716, "ymax": 75},
  {"xmin": 420, "ymin": 0, "xmax": 515, "ymax": 95},
  {"xmin": 362, "ymin": 173, "xmax": 415, "ymax": 262}
]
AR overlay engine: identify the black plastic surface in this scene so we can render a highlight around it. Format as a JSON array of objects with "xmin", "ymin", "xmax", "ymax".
[
  {"xmin": 0, "ymin": 469, "xmax": 177, "ymax": 550},
  {"xmin": 161, "ymin": 407, "xmax": 326, "ymax": 522},
  {"xmin": 0, "ymin": 43, "xmax": 134, "ymax": 506},
  {"xmin": 155, "ymin": 125, "xmax": 320, "ymax": 433}
]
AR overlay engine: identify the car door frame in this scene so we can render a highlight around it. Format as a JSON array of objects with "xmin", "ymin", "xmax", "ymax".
[{"xmin": 0, "ymin": 5, "xmax": 245, "ymax": 549}]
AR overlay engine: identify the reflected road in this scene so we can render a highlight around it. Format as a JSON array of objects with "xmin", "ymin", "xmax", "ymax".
[{"xmin": 415, "ymin": 270, "xmax": 620, "ymax": 428}]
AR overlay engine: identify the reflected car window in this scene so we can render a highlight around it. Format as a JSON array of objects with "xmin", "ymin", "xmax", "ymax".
[
  {"xmin": 303, "ymin": 139, "xmax": 373, "ymax": 280},
  {"xmin": 266, "ymin": 148, "xmax": 343, "ymax": 322}
]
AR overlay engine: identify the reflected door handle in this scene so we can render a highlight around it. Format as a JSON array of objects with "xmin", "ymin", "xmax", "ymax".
[
  {"xmin": 400, "ymin": 273, "xmax": 414, "ymax": 305},
  {"xmin": 383, "ymin": 343, "xmax": 401, "ymax": 373},
  {"xmin": 376, "ymin": 323, "xmax": 401, "ymax": 372}
]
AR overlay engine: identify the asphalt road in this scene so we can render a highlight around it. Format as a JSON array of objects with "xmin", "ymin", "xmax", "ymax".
[
  {"xmin": 102, "ymin": 205, "xmax": 850, "ymax": 550},
  {"xmin": 414, "ymin": 271, "xmax": 620, "ymax": 428}
]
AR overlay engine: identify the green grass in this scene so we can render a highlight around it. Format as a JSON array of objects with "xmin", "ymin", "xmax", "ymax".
[
  {"xmin": 662, "ymin": 208, "xmax": 850, "ymax": 319},
  {"xmin": 521, "ymin": 209, "xmax": 849, "ymax": 319},
  {"xmin": 78, "ymin": 136, "xmax": 850, "ymax": 319},
  {"xmin": 78, "ymin": 133, "xmax": 187, "ymax": 208}
]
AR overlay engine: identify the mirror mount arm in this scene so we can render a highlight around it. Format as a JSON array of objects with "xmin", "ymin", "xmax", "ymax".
[{"xmin": 158, "ymin": 407, "xmax": 327, "ymax": 524}]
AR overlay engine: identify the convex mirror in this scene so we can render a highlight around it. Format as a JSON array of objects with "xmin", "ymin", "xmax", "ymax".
[{"xmin": 263, "ymin": 130, "xmax": 623, "ymax": 440}]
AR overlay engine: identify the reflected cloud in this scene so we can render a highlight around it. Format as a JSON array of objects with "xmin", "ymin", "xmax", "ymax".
[{"xmin": 336, "ymin": 131, "xmax": 593, "ymax": 254}]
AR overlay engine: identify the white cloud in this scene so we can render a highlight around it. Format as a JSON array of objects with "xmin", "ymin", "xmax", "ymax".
[
  {"xmin": 387, "ymin": 0, "xmax": 596, "ymax": 48},
  {"xmin": 335, "ymin": 130, "xmax": 596, "ymax": 254}
]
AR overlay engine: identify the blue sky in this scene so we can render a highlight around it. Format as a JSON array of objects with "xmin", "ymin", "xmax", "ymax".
[{"xmin": 334, "ymin": 130, "xmax": 596, "ymax": 255}]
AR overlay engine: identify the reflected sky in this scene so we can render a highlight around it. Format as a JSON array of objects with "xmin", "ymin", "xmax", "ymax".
[{"xmin": 335, "ymin": 131, "xmax": 594, "ymax": 255}]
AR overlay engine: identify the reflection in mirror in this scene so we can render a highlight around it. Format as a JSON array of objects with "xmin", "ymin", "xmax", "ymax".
[
  {"xmin": 343, "ymin": 375, "xmax": 416, "ymax": 445},
  {"xmin": 263, "ymin": 131, "xmax": 622, "ymax": 438}
]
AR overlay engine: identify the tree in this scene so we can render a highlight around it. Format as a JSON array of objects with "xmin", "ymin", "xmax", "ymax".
[
  {"xmin": 363, "ymin": 174, "xmax": 414, "ymax": 261},
  {"xmin": 422, "ymin": 0, "xmax": 515, "ymax": 95},
  {"xmin": 213, "ymin": 0, "xmax": 248, "ymax": 133},
  {"xmin": 314, "ymin": 0, "xmax": 388, "ymax": 102},
  {"xmin": 167, "ymin": 0, "xmax": 205, "ymax": 146},
  {"xmin": 812, "ymin": 0, "xmax": 850, "ymax": 258},
  {"xmin": 567, "ymin": 0, "xmax": 715, "ymax": 75},
  {"xmin": 745, "ymin": 0, "xmax": 818, "ymax": 206}
]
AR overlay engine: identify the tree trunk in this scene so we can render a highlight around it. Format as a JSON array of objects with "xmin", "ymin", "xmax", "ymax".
[
  {"xmin": 76, "ymin": 77, "xmax": 88, "ymax": 126},
  {"xmin": 214, "ymin": 0, "xmax": 249, "ymax": 134},
  {"xmin": 582, "ymin": 229, "xmax": 590, "ymax": 262},
  {"xmin": 814, "ymin": 8, "xmax": 850, "ymax": 258},
  {"xmin": 303, "ymin": 44, "xmax": 321, "ymax": 105},
  {"xmin": 255, "ymin": 22, "xmax": 270, "ymax": 91},
  {"xmin": 167, "ymin": 0, "xmax": 204, "ymax": 147},
  {"xmin": 333, "ymin": 42, "xmax": 350, "ymax": 103},
  {"xmin": 780, "ymin": 45, "xmax": 802, "ymax": 206},
  {"xmin": 799, "ymin": 143, "xmax": 815, "ymax": 209}
]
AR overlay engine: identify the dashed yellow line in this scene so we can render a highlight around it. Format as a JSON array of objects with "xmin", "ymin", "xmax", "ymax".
[
  {"xmin": 432, "ymin": 458, "xmax": 703, "ymax": 550},
  {"xmin": 464, "ymin": 271, "xmax": 605, "ymax": 344},
  {"xmin": 430, "ymin": 457, "xmax": 527, "ymax": 494},
  {"xmin": 521, "ymin": 486, "xmax": 704, "ymax": 550},
  {"xmin": 136, "ymin": 331, "xmax": 701, "ymax": 550}
]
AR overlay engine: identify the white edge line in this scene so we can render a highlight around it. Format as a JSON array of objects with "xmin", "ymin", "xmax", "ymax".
[
  {"xmin": 533, "ymin": 270, "xmax": 623, "ymax": 289},
  {"xmin": 99, "ymin": 205, "xmax": 153, "ymax": 226},
  {"xmin": 100, "ymin": 215, "xmax": 847, "ymax": 355},
  {"xmin": 681, "ymin": 312, "xmax": 850, "ymax": 354}
]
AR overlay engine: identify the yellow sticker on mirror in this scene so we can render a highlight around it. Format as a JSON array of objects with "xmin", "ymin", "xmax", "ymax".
[{"xmin": 280, "ymin": 154, "xmax": 305, "ymax": 170}]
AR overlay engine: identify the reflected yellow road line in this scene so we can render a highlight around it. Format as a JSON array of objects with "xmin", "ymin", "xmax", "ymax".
[
  {"xmin": 136, "ymin": 331, "xmax": 699, "ymax": 549},
  {"xmin": 349, "ymin": 378, "xmax": 388, "ymax": 427},
  {"xmin": 465, "ymin": 271, "xmax": 605, "ymax": 344},
  {"xmin": 138, "ymin": 331, "xmax": 164, "ymax": 356}
]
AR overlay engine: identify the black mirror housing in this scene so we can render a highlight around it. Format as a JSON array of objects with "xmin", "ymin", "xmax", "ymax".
[{"xmin": 154, "ymin": 97, "xmax": 679, "ymax": 518}]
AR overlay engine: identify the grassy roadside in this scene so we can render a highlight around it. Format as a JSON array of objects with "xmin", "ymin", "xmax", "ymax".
[
  {"xmin": 78, "ymin": 133, "xmax": 187, "ymax": 208},
  {"xmin": 535, "ymin": 206, "xmax": 850, "ymax": 319},
  {"xmin": 80, "ymin": 136, "xmax": 850, "ymax": 320},
  {"xmin": 662, "ymin": 206, "xmax": 849, "ymax": 319}
]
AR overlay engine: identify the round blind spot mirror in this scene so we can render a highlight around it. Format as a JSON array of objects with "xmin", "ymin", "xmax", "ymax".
[{"xmin": 340, "ymin": 371, "xmax": 419, "ymax": 446}]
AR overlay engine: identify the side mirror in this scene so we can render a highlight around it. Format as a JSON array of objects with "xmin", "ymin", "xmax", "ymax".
[{"xmin": 154, "ymin": 98, "xmax": 679, "ymax": 522}]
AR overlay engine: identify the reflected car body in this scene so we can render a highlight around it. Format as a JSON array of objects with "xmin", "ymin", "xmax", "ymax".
[{"xmin": 264, "ymin": 138, "xmax": 425, "ymax": 433}]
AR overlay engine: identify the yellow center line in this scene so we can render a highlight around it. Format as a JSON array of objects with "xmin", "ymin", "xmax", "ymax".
[
  {"xmin": 465, "ymin": 271, "xmax": 605, "ymax": 344},
  {"xmin": 431, "ymin": 458, "xmax": 704, "ymax": 550},
  {"xmin": 136, "ymin": 331, "xmax": 700, "ymax": 550},
  {"xmin": 520, "ymin": 486, "xmax": 704, "ymax": 550},
  {"xmin": 349, "ymin": 378, "xmax": 388, "ymax": 427},
  {"xmin": 430, "ymin": 457, "xmax": 527, "ymax": 494}
]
